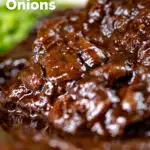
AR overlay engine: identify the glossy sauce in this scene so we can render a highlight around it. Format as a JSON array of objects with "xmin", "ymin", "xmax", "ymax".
[{"xmin": 0, "ymin": 0, "xmax": 150, "ymax": 149}]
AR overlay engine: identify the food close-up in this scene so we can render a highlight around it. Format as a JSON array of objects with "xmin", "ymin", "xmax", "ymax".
[{"xmin": 0, "ymin": 0, "xmax": 150, "ymax": 149}]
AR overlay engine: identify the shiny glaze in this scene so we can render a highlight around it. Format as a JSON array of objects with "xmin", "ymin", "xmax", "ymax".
[{"xmin": 0, "ymin": 1, "xmax": 150, "ymax": 149}]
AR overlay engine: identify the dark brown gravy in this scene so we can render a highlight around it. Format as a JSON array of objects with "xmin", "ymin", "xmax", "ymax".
[{"xmin": 0, "ymin": 0, "xmax": 150, "ymax": 149}]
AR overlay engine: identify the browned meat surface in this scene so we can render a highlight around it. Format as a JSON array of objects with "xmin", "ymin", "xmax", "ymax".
[{"xmin": 0, "ymin": 0, "xmax": 150, "ymax": 149}]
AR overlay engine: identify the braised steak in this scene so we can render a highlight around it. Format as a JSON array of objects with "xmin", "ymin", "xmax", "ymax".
[{"xmin": 0, "ymin": 0, "xmax": 150, "ymax": 149}]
